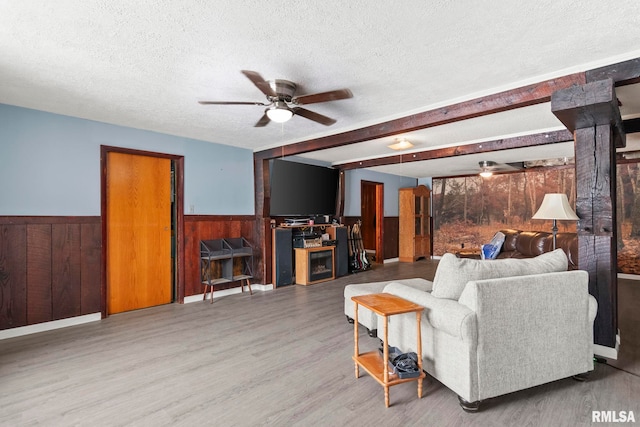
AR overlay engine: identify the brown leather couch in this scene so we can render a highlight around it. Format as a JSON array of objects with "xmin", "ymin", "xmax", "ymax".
[{"xmin": 457, "ymin": 229, "xmax": 579, "ymax": 270}]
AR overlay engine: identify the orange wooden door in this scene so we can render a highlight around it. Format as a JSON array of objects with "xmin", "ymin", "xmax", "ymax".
[{"xmin": 107, "ymin": 152, "xmax": 172, "ymax": 314}]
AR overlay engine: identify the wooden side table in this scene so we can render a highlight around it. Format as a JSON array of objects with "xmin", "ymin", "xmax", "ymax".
[{"xmin": 351, "ymin": 293, "xmax": 425, "ymax": 408}]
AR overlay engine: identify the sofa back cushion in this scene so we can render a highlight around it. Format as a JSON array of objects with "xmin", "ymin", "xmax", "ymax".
[
  {"xmin": 431, "ymin": 249, "xmax": 569, "ymax": 300},
  {"xmin": 500, "ymin": 229, "xmax": 521, "ymax": 252},
  {"xmin": 514, "ymin": 231, "xmax": 549, "ymax": 257}
]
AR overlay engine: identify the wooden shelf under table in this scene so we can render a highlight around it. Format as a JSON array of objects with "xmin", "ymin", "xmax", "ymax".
[{"xmin": 353, "ymin": 351, "xmax": 425, "ymax": 387}]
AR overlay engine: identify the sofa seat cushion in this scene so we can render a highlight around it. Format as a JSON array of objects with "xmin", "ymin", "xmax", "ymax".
[{"xmin": 431, "ymin": 249, "xmax": 568, "ymax": 300}]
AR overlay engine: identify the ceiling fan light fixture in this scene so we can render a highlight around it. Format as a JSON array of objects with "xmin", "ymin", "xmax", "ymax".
[
  {"xmin": 478, "ymin": 160, "xmax": 496, "ymax": 177},
  {"xmin": 266, "ymin": 102, "xmax": 293, "ymax": 123},
  {"xmin": 388, "ymin": 138, "xmax": 414, "ymax": 151}
]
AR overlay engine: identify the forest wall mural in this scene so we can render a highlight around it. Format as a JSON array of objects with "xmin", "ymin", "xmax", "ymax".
[{"xmin": 432, "ymin": 162, "xmax": 640, "ymax": 275}]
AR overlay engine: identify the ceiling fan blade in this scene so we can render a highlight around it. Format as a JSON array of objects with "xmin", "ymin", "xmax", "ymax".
[
  {"xmin": 292, "ymin": 107, "xmax": 336, "ymax": 126},
  {"xmin": 198, "ymin": 101, "xmax": 267, "ymax": 106},
  {"xmin": 504, "ymin": 162, "xmax": 524, "ymax": 170},
  {"xmin": 488, "ymin": 162, "xmax": 522, "ymax": 172},
  {"xmin": 292, "ymin": 88, "xmax": 353, "ymax": 105},
  {"xmin": 241, "ymin": 70, "xmax": 277, "ymax": 98},
  {"xmin": 254, "ymin": 113, "xmax": 271, "ymax": 127}
]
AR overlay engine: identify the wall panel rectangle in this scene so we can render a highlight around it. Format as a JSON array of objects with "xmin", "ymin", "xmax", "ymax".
[
  {"xmin": 81, "ymin": 222, "xmax": 102, "ymax": 314},
  {"xmin": 0, "ymin": 224, "xmax": 27, "ymax": 329},
  {"xmin": 384, "ymin": 217, "xmax": 399, "ymax": 259},
  {"xmin": 26, "ymin": 224, "xmax": 52, "ymax": 324},
  {"xmin": 52, "ymin": 224, "xmax": 82, "ymax": 320}
]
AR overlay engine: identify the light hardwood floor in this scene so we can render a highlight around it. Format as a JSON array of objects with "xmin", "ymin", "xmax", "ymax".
[{"xmin": 1, "ymin": 260, "xmax": 639, "ymax": 426}]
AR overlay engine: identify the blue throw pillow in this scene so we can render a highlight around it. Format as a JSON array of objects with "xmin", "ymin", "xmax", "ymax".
[{"xmin": 481, "ymin": 231, "xmax": 506, "ymax": 260}]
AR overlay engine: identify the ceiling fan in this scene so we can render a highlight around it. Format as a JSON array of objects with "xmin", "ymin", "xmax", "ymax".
[
  {"xmin": 477, "ymin": 160, "xmax": 522, "ymax": 177},
  {"xmin": 198, "ymin": 70, "xmax": 353, "ymax": 127},
  {"xmin": 456, "ymin": 160, "xmax": 524, "ymax": 178}
]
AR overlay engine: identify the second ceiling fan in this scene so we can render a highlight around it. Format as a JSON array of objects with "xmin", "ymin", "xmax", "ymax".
[{"xmin": 199, "ymin": 70, "xmax": 353, "ymax": 127}]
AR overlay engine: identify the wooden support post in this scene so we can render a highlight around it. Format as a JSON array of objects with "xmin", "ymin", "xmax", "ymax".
[
  {"xmin": 551, "ymin": 78, "xmax": 624, "ymax": 349},
  {"xmin": 253, "ymin": 156, "xmax": 271, "ymax": 285}
]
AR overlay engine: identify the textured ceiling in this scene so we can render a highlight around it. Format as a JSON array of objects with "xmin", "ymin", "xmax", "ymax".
[{"xmin": 2, "ymin": 1, "xmax": 640, "ymax": 177}]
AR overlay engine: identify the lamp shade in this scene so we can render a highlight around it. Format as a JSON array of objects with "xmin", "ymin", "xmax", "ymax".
[
  {"xmin": 531, "ymin": 193, "xmax": 579, "ymax": 220},
  {"xmin": 266, "ymin": 103, "xmax": 293, "ymax": 123}
]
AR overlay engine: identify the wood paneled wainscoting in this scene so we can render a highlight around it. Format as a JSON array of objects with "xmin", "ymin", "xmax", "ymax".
[
  {"xmin": 0, "ymin": 216, "xmax": 101, "ymax": 330},
  {"xmin": 343, "ymin": 216, "xmax": 400, "ymax": 261},
  {"xmin": 183, "ymin": 215, "xmax": 258, "ymax": 298},
  {"xmin": 1, "ymin": 215, "xmax": 259, "ymax": 332}
]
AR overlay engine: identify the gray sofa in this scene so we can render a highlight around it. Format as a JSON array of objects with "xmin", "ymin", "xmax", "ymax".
[{"xmin": 343, "ymin": 249, "xmax": 597, "ymax": 411}]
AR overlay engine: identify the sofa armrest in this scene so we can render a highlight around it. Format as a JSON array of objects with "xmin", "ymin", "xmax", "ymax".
[
  {"xmin": 383, "ymin": 282, "xmax": 476, "ymax": 342},
  {"xmin": 588, "ymin": 295, "xmax": 598, "ymax": 322}
]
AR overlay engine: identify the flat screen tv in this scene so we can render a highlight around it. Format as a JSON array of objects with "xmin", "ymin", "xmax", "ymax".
[{"xmin": 270, "ymin": 159, "xmax": 339, "ymax": 217}]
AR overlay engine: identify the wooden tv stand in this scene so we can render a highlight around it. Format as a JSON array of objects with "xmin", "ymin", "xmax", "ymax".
[{"xmin": 272, "ymin": 224, "xmax": 346, "ymax": 287}]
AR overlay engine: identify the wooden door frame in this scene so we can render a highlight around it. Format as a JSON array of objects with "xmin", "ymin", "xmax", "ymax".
[
  {"xmin": 360, "ymin": 180, "xmax": 384, "ymax": 263},
  {"xmin": 100, "ymin": 146, "xmax": 185, "ymax": 318}
]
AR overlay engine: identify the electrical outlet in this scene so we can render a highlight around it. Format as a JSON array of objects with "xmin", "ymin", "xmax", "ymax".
[{"xmin": 189, "ymin": 204, "xmax": 195, "ymax": 214}]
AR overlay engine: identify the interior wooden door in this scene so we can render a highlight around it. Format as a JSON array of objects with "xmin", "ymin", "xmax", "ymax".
[
  {"xmin": 107, "ymin": 152, "xmax": 172, "ymax": 314},
  {"xmin": 361, "ymin": 181, "xmax": 377, "ymax": 250},
  {"xmin": 360, "ymin": 180, "xmax": 384, "ymax": 263}
]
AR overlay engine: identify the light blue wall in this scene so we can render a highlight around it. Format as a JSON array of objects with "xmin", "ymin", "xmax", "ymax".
[
  {"xmin": 344, "ymin": 169, "xmax": 417, "ymax": 217},
  {"xmin": 0, "ymin": 104, "xmax": 254, "ymax": 215},
  {"xmin": 418, "ymin": 177, "xmax": 432, "ymax": 189}
]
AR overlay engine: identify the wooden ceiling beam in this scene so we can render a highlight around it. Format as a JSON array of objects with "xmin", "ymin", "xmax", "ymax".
[
  {"xmin": 254, "ymin": 73, "xmax": 585, "ymax": 160},
  {"xmin": 623, "ymin": 117, "xmax": 640, "ymax": 134},
  {"xmin": 586, "ymin": 57, "xmax": 640, "ymax": 86},
  {"xmin": 337, "ymin": 129, "xmax": 574, "ymax": 170},
  {"xmin": 552, "ymin": 78, "xmax": 625, "ymax": 148}
]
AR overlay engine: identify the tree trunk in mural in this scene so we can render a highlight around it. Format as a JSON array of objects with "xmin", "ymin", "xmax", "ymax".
[
  {"xmin": 435, "ymin": 178, "xmax": 447, "ymax": 229},
  {"xmin": 506, "ymin": 175, "xmax": 512, "ymax": 223},
  {"xmin": 463, "ymin": 177, "xmax": 468, "ymax": 223},
  {"xmin": 524, "ymin": 172, "xmax": 534, "ymax": 220},
  {"xmin": 479, "ymin": 179, "xmax": 486, "ymax": 225},
  {"xmin": 617, "ymin": 171, "xmax": 625, "ymax": 250}
]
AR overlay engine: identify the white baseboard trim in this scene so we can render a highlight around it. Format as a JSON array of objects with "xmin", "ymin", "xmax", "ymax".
[
  {"xmin": 618, "ymin": 273, "xmax": 640, "ymax": 280},
  {"xmin": 594, "ymin": 331, "xmax": 621, "ymax": 360},
  {"xmin": 0, "ymin": 313, "xmax": 101, "ymax": 341},
  {"xmin": 183, "ymin": 283, "xmax": 273, "ymax": 304},
  {"xmin": 383, "ymin": 258, "xmax": 399, "ymax": 264}
]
